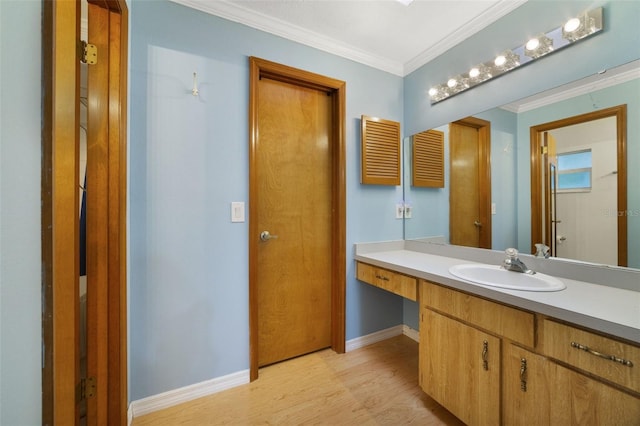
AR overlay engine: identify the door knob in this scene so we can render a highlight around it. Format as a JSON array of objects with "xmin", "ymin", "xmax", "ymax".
[
  {"xmin": 260, "ymin": 231, "xmax": 278, "ymax": 242},
  {"xmin": 473, "ymin": 220, "xmax": 482, "ymax": 228}
]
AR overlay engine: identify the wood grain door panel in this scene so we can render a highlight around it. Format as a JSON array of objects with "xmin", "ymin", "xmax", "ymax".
[
  {"xmin": 450, "ymin": 122, "xmax": 480, "ymax": 247},
  {"xmin": 256, "ymin": 77, "xmax": 333, "ymax": 367},
  {"xmin": 449, "ymin": 118, "xmax": 491, "ymax": 249}
]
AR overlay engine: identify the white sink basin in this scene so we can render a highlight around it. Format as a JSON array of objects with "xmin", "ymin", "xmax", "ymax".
[{"xmin": 449, "ymin": 264, "xmax": 566, "ymax": 292}]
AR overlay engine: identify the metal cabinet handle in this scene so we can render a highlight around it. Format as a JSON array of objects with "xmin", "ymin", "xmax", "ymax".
[
  {"xmin": 482, "ymin": 340, "xmax": 489, "ymax": 371},
  {"xmin": 260, "ymin": 231, "xmax": 278, "ymax": 242},
  {"xmin": 570, "ymin": 342, "xmax": 634, "ymax": 367},
  {"xmin": 520, "ymin": 358, "xmax": 527, "ymax": 392},
  {"xmin": 375, "ymin": 274, "xmax": 390, "ymax": 282}
]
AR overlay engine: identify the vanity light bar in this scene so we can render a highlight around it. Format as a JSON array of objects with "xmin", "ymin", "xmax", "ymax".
[{"xmin": 428, "ymin": 7, "xmax": 603, "ymax": 104}]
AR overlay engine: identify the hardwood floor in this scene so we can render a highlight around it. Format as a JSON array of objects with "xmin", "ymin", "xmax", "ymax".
[{"xmin": 132, "ymin": 335, "xmax": 463, "ymax": 425}]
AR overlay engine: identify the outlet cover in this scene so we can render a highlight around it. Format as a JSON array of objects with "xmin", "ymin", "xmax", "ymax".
[
  {"xmin": 395, "ymin": 203, "xmax": 404, "ymax": 219},
  {"xmin": 404, "ymin": 204, "xmax": 412, "ymax": 219}
]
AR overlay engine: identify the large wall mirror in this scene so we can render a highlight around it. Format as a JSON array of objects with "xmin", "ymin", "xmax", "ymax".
[{"xmin": 403, "ymin": 59, "xmax": 639, "ymax": 270}]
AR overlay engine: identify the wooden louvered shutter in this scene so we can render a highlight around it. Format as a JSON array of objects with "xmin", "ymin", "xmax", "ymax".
[
  {"xmin": 413, "ymin": 129, "xmax": 444, "ymax": 188},
  {"xmin": 361, "ymin": 115, "xmax": 401, "ymax": 185}
]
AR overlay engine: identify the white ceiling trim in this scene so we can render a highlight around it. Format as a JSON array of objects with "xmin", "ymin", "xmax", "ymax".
[
  {"xmin": 501, "ymin": 63, "xmax": 640, "ymax": 113},
  {"xmin": 170, "ymin": 0, "xmax": 525, "ymax": 77},
  {"xmin": 171, "ymin": 0, "xmax": 404, "ymax": 75},
  {"xmin": 403, "ymin": 0, "xmax": 526, "ymax": 75}
]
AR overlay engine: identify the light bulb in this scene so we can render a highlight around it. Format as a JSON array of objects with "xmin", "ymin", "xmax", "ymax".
[
  {"xmin": 428, "ymin": 87, "xmax": 437, "ymax": 97},
  {"xmin": 469, "ymin": 68, "xmax": 480, "ymax": 78},
  {"xmin": 564, "ymin": 18, "xmax": 580, "ymax": 33},
  {"xmin": 447, "ymin": 78, "xmax": 457, "ymax": 88},
  {"xmin": 525, "ymin": 38, "xmax": 540, "ymax": 51},
  {"xmin": 494, "ymin": 55, "xmax": 506, "ymax": 66}
]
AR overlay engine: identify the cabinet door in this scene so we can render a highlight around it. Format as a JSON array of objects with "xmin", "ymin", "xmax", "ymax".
[
  {"xmin": 504, "ymin": 344, "xmax": 555, "ymax": 425},
  {"xmin": 551, "ymin": 362, "xmax": 640, "ymax": 425},
  {"xmin": 504, "ymin": 343, "xmax": 640, "ymax": 425},
  {"xmin": 420, "ymin": 309, "xmax": 500, "ymax": 426}
]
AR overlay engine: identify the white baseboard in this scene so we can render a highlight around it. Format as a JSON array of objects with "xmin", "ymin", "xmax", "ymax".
[
  {"xmin": 127, "ymin": 403, "xmax": 133, "ymax": 426},
  {"xmin": 346, "ymin": 325, "xmax": 403, "ymax": 351},
  {"xmin": 129, "ymin": 326, "xmax": 420, "ymax": 421},
  {"xmin": 403, "ymin": 324, "xmax": 419, "ymax": 342},
  {"xmin": 129, "ymin": 369, "xmax": 249, "ymax": 419},
  {"xmin": 345, "ymin": 324, "xmax": 420, "ymax": 352}
]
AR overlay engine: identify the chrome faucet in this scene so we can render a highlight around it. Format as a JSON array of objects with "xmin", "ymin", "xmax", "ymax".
[
  {"xmin": 502, "ymin": 248, "xmax": 535, "ymax": 275},
  {"xmin": 535, "ymin": 243, "xmax": 550, "ymax": 258}
]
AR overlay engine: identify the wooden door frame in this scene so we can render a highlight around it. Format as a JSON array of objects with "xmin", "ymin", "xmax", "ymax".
[
  {"xmin": 530, "ymin": 105, "xmax": 627, "ymax": 266},
  {"xmin": 248, "ymin": 57, "xmax": 346, "ymax": 381},
  {"xmin": 42, "ymin": 0, "xmax": 128, "ymax": 423},
  {"xmin": 449, "ymin": 117, "xmax": 492, "ymax": 249}
]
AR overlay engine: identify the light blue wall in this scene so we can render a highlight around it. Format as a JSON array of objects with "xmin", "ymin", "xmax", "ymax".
[
  {"xmin": 404, "ymin": 0, "xmax": 640, "ymax": 135},
  {"xmin": 0, "ymin": 0, "xmax": 43, "ymax": 424},
  {"xmin": 516, "ymin": 79, "xmax": 640, "ymax": 267},
  {"xmin": 476, "ymin": 107, "xmax": 518, "ymax": 250},
  {"xmin": 129, "ymin": 0, "xmax": 404, "ymax": 400}
]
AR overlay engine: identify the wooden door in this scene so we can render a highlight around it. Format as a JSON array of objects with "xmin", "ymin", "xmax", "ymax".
[
  {"xmin": 420, "ymin": 309, "xmax": 500, "ymax": 425},
  {"xmin": 255, "ymin": 76, "xmax": 333, "ymax": 367},
  {"xmin": 42, "ymin": 1, "xmax": 128, "ymax": 423},
  {"xmin": 449, "ymin": 118, "xmax": 491, "ymax": 248},
  {"xmin": 249, "ymin": 58, "xmax": 347, "ymax": 379},
  {"xmin": 85, "ymin": 2, "xmax": 128, "ymax": 424}
]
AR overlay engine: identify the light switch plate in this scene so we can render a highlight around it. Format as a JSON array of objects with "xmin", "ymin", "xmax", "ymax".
[
  {"xmin": 491, "ymin": 202, "xmax": 496, "ymax": 215},
  {"xmin": 231, "ymin": 202, "xmax": 245, "ymax": 222}
]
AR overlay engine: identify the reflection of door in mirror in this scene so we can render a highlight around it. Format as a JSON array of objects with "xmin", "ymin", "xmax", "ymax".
[
  {"xmin": 531, "ymin": 106, "xmax": 627, "ymax": 266},
  {"xmin": 543, "ymin": 133, "xmax": 558, "ymax": 256},
  {"xmin": 449, "ymin": 117, "xmax": 491, "ymax": 248}
]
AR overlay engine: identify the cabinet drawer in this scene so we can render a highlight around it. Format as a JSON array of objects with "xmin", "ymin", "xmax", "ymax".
[
  {"xmin": 540, "ymin": 318, "xmax": 640, "ymax": 394},
  {"xmin": 356, "ymin": 262, "xmax": 417, "ymax": 301},
  {"xmin": 421, "ymin": 280, "xmax": 534, "ymax": 346}
]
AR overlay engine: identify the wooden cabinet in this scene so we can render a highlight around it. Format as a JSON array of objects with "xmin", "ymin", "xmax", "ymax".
[
  {"xmin": 419, "ymin": 279, "xmax": 640, "ymax": 426},
  {"xmin": 504, "ymin": 343, "xmax": 640, "ymax": 425},
  {"xmin": 539, "ymin": 318, "xmax": 640, "ymax": 394},
  {"xmin": 360, "ymin": 115, "xmax": 401, "ymax": 186},
  {"xmin": 420, "ymin": 280, "xmax": 508, "ymax": 425},
  {"xmin": 356, "ymin": 261, "xmax": 417, "ymax": 301},
  {"xmin": 420, "ymin": 308, "xmax": 500, "ymax": 425},
  {"xmin": 422, "ymin": 280, "xmax": 534, "ymax": 346}
]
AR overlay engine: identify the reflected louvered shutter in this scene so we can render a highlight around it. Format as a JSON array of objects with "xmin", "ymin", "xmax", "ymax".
[
  {"xmin": 361, "ymin": 115, "xmax": 401, "ymax": 185},
  {"xmin": 413, "ymin": 129, "xmax": 444, "ymax": 188}
]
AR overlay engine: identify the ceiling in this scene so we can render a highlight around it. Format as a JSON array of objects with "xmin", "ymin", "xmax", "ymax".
[{"xmin": 171, "ymin": 0, "xmax": 527, "ymax": 76}]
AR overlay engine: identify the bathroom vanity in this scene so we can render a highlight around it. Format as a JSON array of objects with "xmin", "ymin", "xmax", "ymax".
[{"xmin": 355, "ymin": 240, "xmax": 640, "ymax": 425}]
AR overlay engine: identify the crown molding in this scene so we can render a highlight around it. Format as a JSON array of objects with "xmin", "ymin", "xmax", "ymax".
[
  {"xmin": 403, "ymin": 0, "xmax": 527, "ymax": 75},
  {"xmin": 501, "ymin": 64, "xmax": 640, "ymax": 113},
  {"xmin": 170, "ymin": 0, "xmax": 526, "ymax": 77},
  {"xmin": 170, "ymin": 0, "xmax": 403, "ymax": 75}
]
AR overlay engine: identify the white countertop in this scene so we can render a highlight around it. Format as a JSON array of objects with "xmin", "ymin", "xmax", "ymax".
[{"xmin": 354, "ymin": 242, "xmax": 640, "ymax": 344}]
